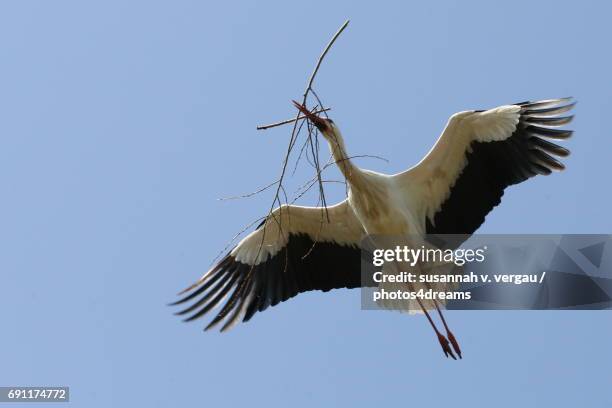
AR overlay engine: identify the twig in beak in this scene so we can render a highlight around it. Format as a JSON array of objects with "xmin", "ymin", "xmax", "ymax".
[
  {"xmin": 257, "ymin": 108, "xmax": 331, "ymax": 130},
  {"xmin": 291, "ymin": 101, "xmax": 329, "ymax": 131}
]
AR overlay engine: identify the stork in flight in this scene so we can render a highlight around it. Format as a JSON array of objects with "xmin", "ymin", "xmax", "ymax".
[{"xmin": 172, "ymin": 97, "xmax": 574, "ymax": 359}]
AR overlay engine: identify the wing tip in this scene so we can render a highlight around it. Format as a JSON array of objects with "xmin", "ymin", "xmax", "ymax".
[{"xmin": 519, "ymin": 97, "xmax": 575, "ymax": 109}]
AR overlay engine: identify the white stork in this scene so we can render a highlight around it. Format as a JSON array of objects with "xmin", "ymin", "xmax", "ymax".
[{"xmin": 172, "ymin": 97, "xmax": 574, "ymax": 359}]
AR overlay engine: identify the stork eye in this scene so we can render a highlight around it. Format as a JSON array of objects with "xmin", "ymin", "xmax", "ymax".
[{"xmin": 327, "ymin": 119, "xmax": 334, "ymax": 125}]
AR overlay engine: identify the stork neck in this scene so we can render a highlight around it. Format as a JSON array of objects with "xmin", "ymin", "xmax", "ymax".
[{"xmin": 324, "ymin": 131, "xmax": 365, "ymax": 189}]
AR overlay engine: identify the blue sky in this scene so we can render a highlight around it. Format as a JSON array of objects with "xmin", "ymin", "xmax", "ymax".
[{"xmin": 1, "ymin": 1, "xmax": 611, "ymax": 407}]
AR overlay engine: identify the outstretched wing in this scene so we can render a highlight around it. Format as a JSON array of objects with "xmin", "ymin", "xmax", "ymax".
[
  {"xmin": 172, "ymin": 200, "xmax": 366, "ymax": 331},
  {"xmin": 398, "ymin": 98, "xmax": 574, "ymax": 245}
]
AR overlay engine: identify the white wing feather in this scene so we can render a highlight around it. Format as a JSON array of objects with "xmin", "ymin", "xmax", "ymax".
[
  {"xmin": 231, "ymin": 200, "xmax": 365, "ymax": 265},
  {"xmin": 397, "ymin": 105, "xmax": 522, "ymax": 223}
]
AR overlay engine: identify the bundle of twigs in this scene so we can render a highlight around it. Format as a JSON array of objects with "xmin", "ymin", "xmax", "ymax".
[{"xmin": 214, "ymin": 20, "xmax": 351, "ymax": 262}]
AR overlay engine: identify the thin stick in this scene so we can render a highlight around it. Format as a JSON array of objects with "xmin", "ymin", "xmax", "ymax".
[
  {"xmin": 218, "ymin": 180, "xmax": 280, "ymax": 201},
  {"xmin": 304, "ymin": 20, "xmax": 350, "ymax": 99},
  {"xmin": 257, "ymin": 108, "xmax": 331, "ymax": 130}
]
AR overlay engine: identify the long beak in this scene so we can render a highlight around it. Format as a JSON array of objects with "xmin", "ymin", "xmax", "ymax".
[{"xmin": 292, "ymin": 100, "xmax": 329, "ymax": 131}]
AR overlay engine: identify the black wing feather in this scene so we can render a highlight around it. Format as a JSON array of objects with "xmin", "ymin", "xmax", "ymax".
[
  {"xmin": 426, "ymin": 98, "xmax": 574, "ymax": 244},
  {"xmin": 173, "ymin": 233, "xmax": 369, "ymax": 331}
]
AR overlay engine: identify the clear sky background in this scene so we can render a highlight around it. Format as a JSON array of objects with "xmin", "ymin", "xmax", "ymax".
[{"xmin": 1, "ymin": 1, "xmax": 611, "ymax": 407}]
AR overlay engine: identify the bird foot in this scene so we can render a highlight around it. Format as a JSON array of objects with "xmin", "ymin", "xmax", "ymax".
[
  {"xmin": 446, "ymin": 330, "xmax": 462, "ymax": 359},
  {"xmin": 437, "ymin": 333, "xmax": 457, "ymax": 360}
]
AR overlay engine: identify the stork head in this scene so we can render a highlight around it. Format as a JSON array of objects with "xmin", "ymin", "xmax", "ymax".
[
  {"xmin": 291, "ymin": 101, "xmax": 356, "ymax": 182},
  {"xmin": 292, "ymin": 101, "xmax": 336, "ymax": 137}
]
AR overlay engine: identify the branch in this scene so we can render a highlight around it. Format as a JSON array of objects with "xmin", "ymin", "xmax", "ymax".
[
  {"xmin": 291, "ymin": 20, "xmax": 350, "ymax": 221},
  {"xmin": 256, "ymin": 19, "xmax": 349, "ymax": 131},
  {"xmin": 212, "ymin": 21, "xmax": 351, "ymax": 320},
  {"xmin": 267, "ymin": 19, "xmax": 350, "ymax": 223},
  {"xmin": 304, "ymin": 20, "xmax": 350, "ymax": 99}
]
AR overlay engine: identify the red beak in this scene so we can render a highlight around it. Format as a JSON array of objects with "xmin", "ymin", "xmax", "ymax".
[{"xmin": 292, "ymin": 100, "xmax": 329, "ymax": 131}]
